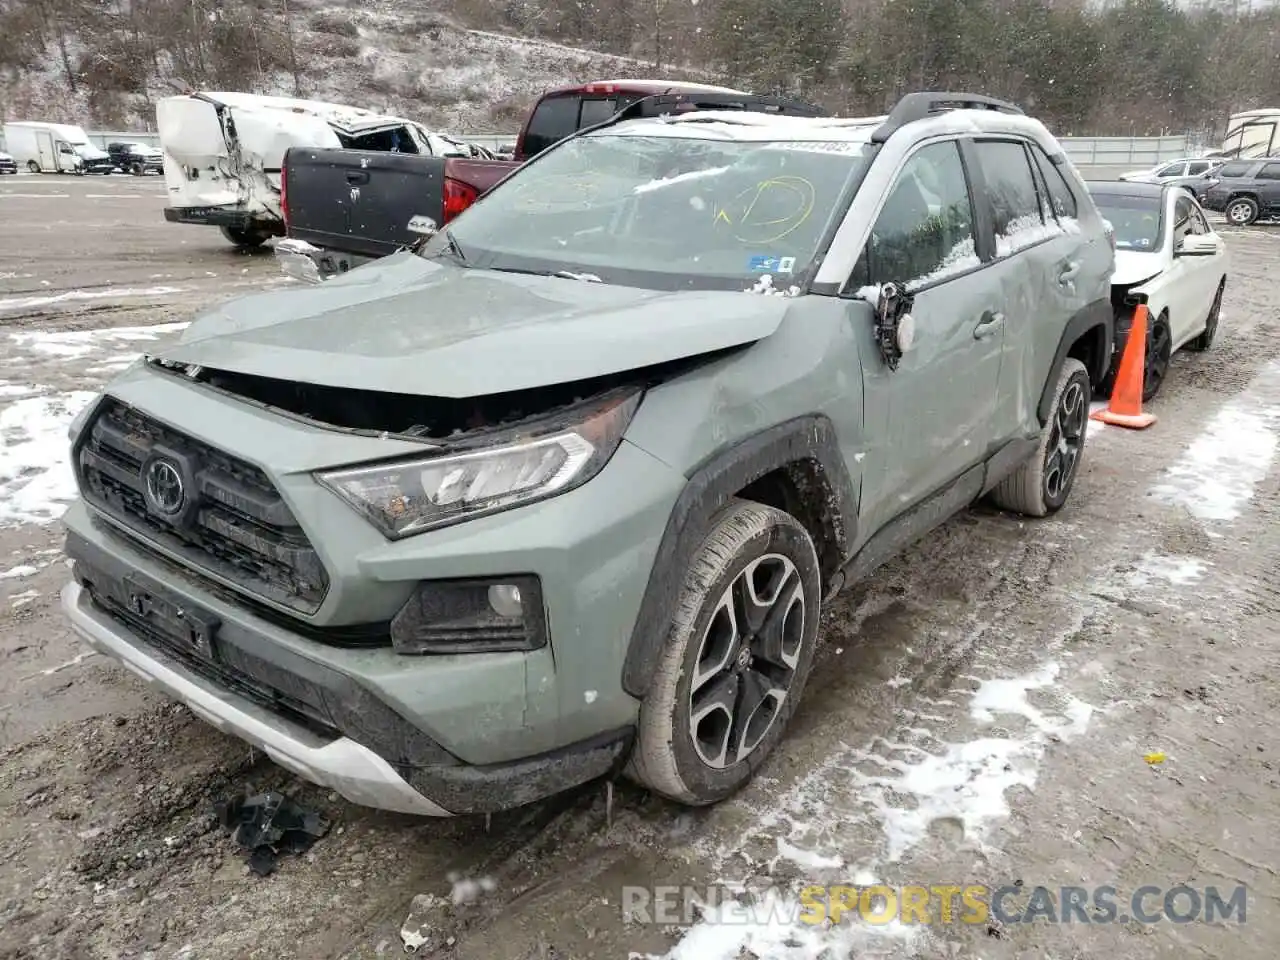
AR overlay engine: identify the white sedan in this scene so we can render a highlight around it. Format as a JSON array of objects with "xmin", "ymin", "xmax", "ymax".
[
  {"xmin": 1086, "ymin": 180, "xmax": 1228, "ymax": 402},
  {"xmin": 1118, "ymin": 157, "xmax": 1222, "ymax": 184}
]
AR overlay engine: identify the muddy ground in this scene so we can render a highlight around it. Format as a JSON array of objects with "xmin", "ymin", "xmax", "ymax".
[{"xmin": 1, "ymin": 173, "xmax": 1278, "ymax": 960}]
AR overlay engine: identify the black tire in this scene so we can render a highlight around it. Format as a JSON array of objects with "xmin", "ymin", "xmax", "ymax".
[
  {"xmin": 1142, "ymin": 313, "xmax": 1173, "ymax": 403},
  {"xmin": 26, "ymin": 160, "xmax": 39, "ymax": 173},
  {"xmin": 130, "ymin": 162, "xmax": 144, "ymax": 176},
  {"xmin": 627, "ymin": 499, "xmax": 822, "ymax": 806},
  {"xmin": 1187, "ymin": 280, "xmax": 1224, "ymax": 352},
  {"xmin": 990, "ymin": 358, "xmax": 1090, "ymax": 518},
  {"xmin": 219, "ymin": 226, "xmax": 270, "ymax": 249},
  {"xmin": 1225, "ymin": 196, "xmax": 1259, "ymax": 227}
]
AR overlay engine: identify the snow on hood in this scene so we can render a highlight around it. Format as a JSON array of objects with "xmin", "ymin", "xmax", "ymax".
[
  {"xmin": 155, "ymin": 253, "xmax": 789, "ymax": 397},
  {"xmin": 1112, "ymin": 249, "xmax": 1164, "ymax": 287}
]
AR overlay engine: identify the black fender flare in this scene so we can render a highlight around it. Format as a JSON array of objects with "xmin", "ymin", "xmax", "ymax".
[
  {"xmin": 621, "ymin": 415, "xmax": 858, "ymax": 699},
  {"xmin": 1037, "ymin": 297, "xmax": 1113, "ymax": 425}
]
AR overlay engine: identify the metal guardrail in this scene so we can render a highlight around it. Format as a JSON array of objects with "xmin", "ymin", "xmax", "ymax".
[{"xmin": 0, "ymin": 129, "xmax": 1198, "ymax": 163}]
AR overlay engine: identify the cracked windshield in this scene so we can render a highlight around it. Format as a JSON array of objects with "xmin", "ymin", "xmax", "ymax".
[{"xmin": 0, "ymin": 0, "xmax": 1277, "ymax": 957}]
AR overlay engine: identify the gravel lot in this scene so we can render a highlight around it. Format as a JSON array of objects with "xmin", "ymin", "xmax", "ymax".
[{"xmin": 1, "ymin": 173, "xmax": 1278, "ymax": 960}]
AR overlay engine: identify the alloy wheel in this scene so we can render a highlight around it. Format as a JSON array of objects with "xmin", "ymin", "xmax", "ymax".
[
  {"xmin": 1145, "ymin": 321, "xmax": 1172, "ymax": 399},
  {"xmin": 1227, "ymin": 200, "xmax": 1255, "ymax": 225},
  {"xmin": 1044, "ymin": 379, "xmax": 1086, "ymax": 502},
  {"xmin": 688, "ymin": 554, "xmax": 806, "ymax": 769}
]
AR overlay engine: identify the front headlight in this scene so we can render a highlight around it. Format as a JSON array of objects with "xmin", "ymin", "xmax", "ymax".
[{"xmin": 317, "ymin": 388, "xmax": 642, "ymax": 538}]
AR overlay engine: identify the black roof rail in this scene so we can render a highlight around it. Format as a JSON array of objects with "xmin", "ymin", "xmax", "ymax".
[{"xmin": 870, "ymin": 92, "xmax": 1023, "ymax": 145}]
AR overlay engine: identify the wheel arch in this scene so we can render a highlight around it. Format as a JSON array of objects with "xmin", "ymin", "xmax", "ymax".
[
  {"xmin": 1039, "ymin": 297, "xmax": 1113, "ymax": 423},
  {"xmin": 620, "ymin": 415, "xmax": 858, "ymax": 699}
]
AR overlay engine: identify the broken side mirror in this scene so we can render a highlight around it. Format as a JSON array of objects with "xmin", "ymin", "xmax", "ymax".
[{"xmin": 873, "ymin": 281, "xmax": 916, "ymax": 371}]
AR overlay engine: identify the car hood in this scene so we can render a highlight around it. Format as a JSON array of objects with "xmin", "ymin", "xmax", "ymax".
[
  {"xmin": 1112, "ymin": 249, "xmax": 1165, "ymax": 287},
  {"xmin": 157, "ymin": 252, "xmax": 791, "ymax": 397}
]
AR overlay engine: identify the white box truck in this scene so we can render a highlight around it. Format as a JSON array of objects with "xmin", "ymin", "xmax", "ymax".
[
  {"xmin": 2, "ymin": 121, "xmax": 115, "ymax": 174},
  {"xmin": 156, "ymin": 91, "xmax": 493, "ymax": 248}
]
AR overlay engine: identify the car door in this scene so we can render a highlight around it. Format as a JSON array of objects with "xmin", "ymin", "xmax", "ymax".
[
  {"xmin": 1181, "ymin": 201, "xmax": 1224, "ymax": 338},
  {"xmin": 1168, "ymin": 192, "xmax": 1214, "ymax": 345},
  {"xmin": 1258, "ymin": 161, "xmax": 1280, "ymax": 216},
  {"xmin": 841, "ymin": 138, "xmax": 1004, "ymax": 534},
  {"xmin": 979, "ymin": 137, "xmax": 1095, "ymax": 440}
]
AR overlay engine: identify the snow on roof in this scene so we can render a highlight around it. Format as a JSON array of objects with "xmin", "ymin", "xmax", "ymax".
[{"xmin": 593, "ymin": 106, "xmax": 1058, "ymax": 149}]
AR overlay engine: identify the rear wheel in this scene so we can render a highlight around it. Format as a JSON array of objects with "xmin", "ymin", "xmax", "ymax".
[
  {"xmin": 1226, "ymin": 196, "xmax": 1259, "ymax": 226},
  {"xmin": 219, "ymin": 226, "xmax": 270, "ymax": 249},
  {"xmin": 627, "ymin": 500, "xmax": 821, "ymax": 806},
  {"xmin": 1187, "ymin": 281, "xmax": 1224, "ymax": 352},
  {"xmin": 1143, "ymin": 313, "xmax": 1173, "ymax": 403},
  {"xmin": 26, "ymin": 160, "xmax": 39, "ymax": 173},
  {"xmin": 990, "ymin": 358, "xmax": 1090, "ymax": 518}
]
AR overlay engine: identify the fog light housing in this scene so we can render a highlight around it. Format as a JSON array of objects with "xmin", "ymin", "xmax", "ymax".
[{"xmin": 391, "ymin": 576, "xmax": 546, "ymax": 655}]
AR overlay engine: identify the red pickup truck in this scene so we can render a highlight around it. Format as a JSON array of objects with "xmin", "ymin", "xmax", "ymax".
[{"xmin": 278, "ymin": 79, "xmax": 749, "ymax": 278}]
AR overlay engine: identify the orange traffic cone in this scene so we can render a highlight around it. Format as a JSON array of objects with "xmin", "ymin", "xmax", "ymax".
[{"xmin": 1092, "ymin": 303, "xmax": 1157, "ymax": 429}]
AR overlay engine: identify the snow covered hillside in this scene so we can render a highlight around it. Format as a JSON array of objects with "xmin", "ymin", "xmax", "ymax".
[{"xmin": 0, "ymin": 0, "xmax": 722, "ymax": 135}]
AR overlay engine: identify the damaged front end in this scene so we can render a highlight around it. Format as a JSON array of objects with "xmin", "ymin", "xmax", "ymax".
[{"xmin": 148, "ymin": 351, "xmax": 719, "ymax": 538}]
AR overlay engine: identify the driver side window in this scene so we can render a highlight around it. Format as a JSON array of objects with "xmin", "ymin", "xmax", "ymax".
[{"xmin": 845, "ymin": 140, "xmax": 977, "ymax": 293}]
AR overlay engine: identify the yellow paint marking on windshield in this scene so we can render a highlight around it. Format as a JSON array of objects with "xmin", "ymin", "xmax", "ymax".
[{"xmin": 714, "ymin": 177, "xmax": 816, "ymax": 244}]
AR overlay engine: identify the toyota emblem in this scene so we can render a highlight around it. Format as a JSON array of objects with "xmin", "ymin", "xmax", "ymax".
[{"xmin": 145, "ymin": 459, "xmax": 186, "ymax": 516}]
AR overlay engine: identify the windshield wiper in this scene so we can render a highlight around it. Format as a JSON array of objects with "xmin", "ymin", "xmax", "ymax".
[{"xmin": 487, "ymin": 266, "xmax": 603, "ymax": 282}]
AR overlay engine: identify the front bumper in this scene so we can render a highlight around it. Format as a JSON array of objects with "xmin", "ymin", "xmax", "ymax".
[{"xmin": 63, "ymin": 578, "xmax": 452, "ymax": 815}]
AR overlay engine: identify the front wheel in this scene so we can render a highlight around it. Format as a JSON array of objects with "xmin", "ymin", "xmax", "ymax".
[
  {"xmin": 26, "ymin": 160, "xmax": 40, "ymax": 173},
  {"xmin": 990, "ymin": 358, "xmax": 1090, "ymax": 518},
  {"xmin": 1142, "ymin": 314, "xmax": 1173, "ymax": 403},
  {"xmin": 219, "ymin": 226, "xmax": 270, "ymax": 249},
  {"xmin": 1226, "ymin": 196, "xmax": 1259, "ymax": 226},
  {"xmin": 627, "ymin": 500, "xmax": 822, "ymax": 806}
]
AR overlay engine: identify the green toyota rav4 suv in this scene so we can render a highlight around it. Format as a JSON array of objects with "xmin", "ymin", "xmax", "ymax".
[{"xmin": 62, "ymin": 92, "xmax": 1114, "ymax": 815}]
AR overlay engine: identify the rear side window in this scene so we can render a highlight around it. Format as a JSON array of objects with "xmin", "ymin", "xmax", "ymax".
[
  {"xmin": 1028, "ymin": 144, "xmax": 1078, "ymax": 220},
  {"xmin": 523, "ymin": 95, "xmax": 584, "ymax": 158},
  {"xmin": 1217, "ymin": 161, "xmax": 1253, "ymax": 178},
  {"xmin": 975, "ymin": 140, "xmax": 1047, "ymax": 247},
  {"xmin": 1258, "ymin": 163, "xmax": 1280, "ymax": 180},
  {"xmin": 1186, "ymin": 161, "xmax": 1211, "ymax": 175}
]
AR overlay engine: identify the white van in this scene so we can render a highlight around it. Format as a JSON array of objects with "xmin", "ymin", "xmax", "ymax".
[
  {"xmin": 2, "ymin": 121, "xmax": 115, "ymax": 174},
  {"xmin": 157, "ymin": 91, "xmax": 493, "ymax": 248}
]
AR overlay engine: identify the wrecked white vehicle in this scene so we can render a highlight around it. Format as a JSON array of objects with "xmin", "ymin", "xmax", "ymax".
[{"xmin": 156, "ymin": 91, "xmax": 495, "ymax": 249}]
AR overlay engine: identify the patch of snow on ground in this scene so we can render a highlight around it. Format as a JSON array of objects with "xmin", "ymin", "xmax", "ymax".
[
  {"xmin": 1129, "ymin": 552, "xmax": 1208, "ymax": 586},
  {"xmin": 10, "ymin": 589, "xmax": 39, "ymax": 608},
  {"xmin": 1149, "ymin": 367, "xmax": 1280, "ymax": 520},
  {"xmin": 9, "ymin": 321, "xmax": 189, "ymax": 362},
  {"xmin": 642, "ymin": 660, "xmax": 1090, "ymax": 959},
  {"xmin": 632, "ymin": 892, "xmax": 922, "ymax": 960},
  {"xmin": 0, "ymin": 391, "xmax": 98, "ymax": 527},
  {"xmin": 0, "ymin": 564, "xmax": 39, "ymax": 580},
  {"xmin": 0, "ymin": 382, "xmax": 36, "ymax": 397},
  {"xmin": 0, "ymin": 286, "xmax": 186, "ymax": 314}
]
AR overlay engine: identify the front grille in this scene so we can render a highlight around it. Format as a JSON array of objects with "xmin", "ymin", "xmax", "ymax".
[{"xmin": 77, "ymin": 398, "xmax": 328, "ymax": 615}]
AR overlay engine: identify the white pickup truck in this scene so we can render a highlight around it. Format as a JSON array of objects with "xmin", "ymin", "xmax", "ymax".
[{"xmin": 157, "ymin": 91, "xmax": 494, "ymax": 249}]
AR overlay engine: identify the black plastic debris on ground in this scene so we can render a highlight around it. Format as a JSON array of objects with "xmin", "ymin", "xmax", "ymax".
[{"xmin": 214, "ymin": 791, "xmax": 331, "ymax": 876}]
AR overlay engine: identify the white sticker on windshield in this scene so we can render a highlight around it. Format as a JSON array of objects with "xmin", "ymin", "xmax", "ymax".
[{"xmin": 778, "ymin": 256, "xmax": 796, "ymax": 274}]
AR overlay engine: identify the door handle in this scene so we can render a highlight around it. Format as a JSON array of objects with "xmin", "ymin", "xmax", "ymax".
[
  {"xmin": 1058, "ymin": 261, "xmax": 1081, "ymax": 285},
  {"xmin": 974, "ymin": 310, "xmax": 1004, "ymax": 340},
  {"xmin": 345, "ymin": 171, "xmax": 370, "ymax": 185}
]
